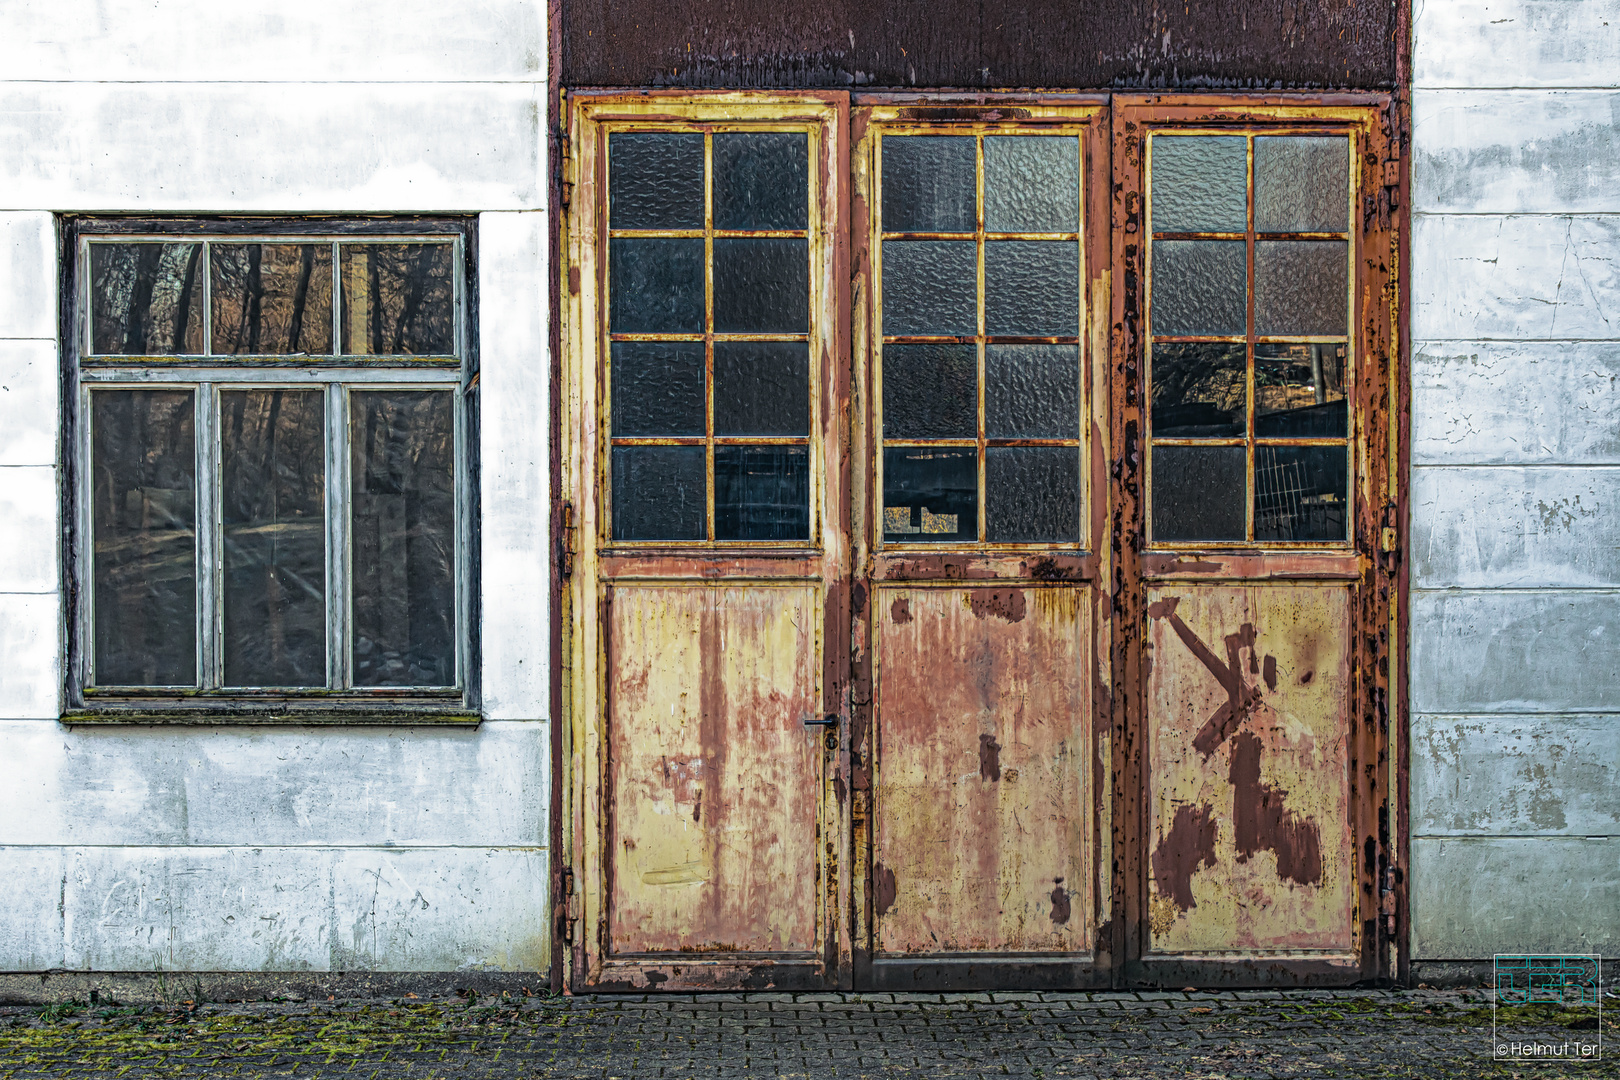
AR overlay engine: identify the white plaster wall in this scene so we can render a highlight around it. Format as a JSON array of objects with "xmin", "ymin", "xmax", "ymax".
[
  {"xmin": 1410, "ymin": 0, "xmax": 1620, "ymax": 959},
  {"xmin": 0, "ymin": 1, "xmax": 551, "ymax": 973}
]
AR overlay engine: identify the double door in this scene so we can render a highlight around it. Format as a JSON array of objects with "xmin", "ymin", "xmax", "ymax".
[{"xmin": 560, "ymin": 92, "xmax": 1400, "ymax": 990}]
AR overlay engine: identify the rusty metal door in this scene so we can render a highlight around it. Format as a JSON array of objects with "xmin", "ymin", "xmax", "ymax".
[
  {"xmin": 562, "ymin": 93, "xmax": 852, "ymax": 991},
  {"xmin": 1109, "ymin": 96, "xmax": 1400, "ymax": 986},
  {"xmin": 847, "ymin": 100, "xmax": 1117, "ymax": 990}
]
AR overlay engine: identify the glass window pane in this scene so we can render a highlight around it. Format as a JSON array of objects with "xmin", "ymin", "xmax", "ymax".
[
  {"xmin": 612, "ymin": 341, "xmax": 705, "ymax": 437},
  {"xmin": 881, "ymin": 135, "xmax": 976, "ymax": 233},
  {"xmin": 340, "ymin": 244, "xmax": 456, "ymax": 355},
  {"xmin": 350, "ymin": 390, "xmax": 456, "ymax": 687},
  {"xmin": 715, "ymin": 446, "xmax": 809, "ymax": 541},
  {"xmin": 883, "ymin": 447, "xmax": 976, "ymax": 543},
  {"xmin": 714, "ymin": 132, "xmax": 808, "ymax": 231},
  {"xmin": 1255, "ymin": 136, "xmax": 1350, "ymax": 234},
  {"xmin": 986, "ymin": 344, "xmax": 1078, "ymax": 439},
  {"xmin": 986, "ymin": 446, "xmax": 1079, "ymax": 543},
  {"xmin": 984, "ymin": 136, "xmax": 1080, "ymax": 233},
  {"xmin": 882, "ymin": 343, "xmax": 976, "ymax": 439},
  {"xmin": 714, "ymin": 341, "xmax": 809, "ymax": 437},
  {"xmin": 1151, "ymin": 343, "xmax": 1246, "ymax": 438},
  {"xmin": 609, "ymin": 238, "xmax": 705, "ymax": 334},
  {"xmin": 221, "ymin": 390, "xmax": 326, "ymax": 688},
  {"xmin": 1151, "ymin": 240, "xmax": 1247, "ymax": 337},
  {"xmin": 609, "ymin": 132, "xmax": 704, "ymax": 230},
  {"xmin": 612, "ymin": 445, "xmax": 705, "ymax": 541},
  {"xmin": 1255, "ymin": 342, "xmax": 1348, "ymax": 438},
  {"xmin": 1255, "ymin": 240, "xmax": 1348, "ymax": 337},
  {"xmin": 91, "ymin": 389, "xmax": 196, "ymax": 686},
  {"xmin": 89, "ymin": 243, "xmax": 205, "ymax": 355},
  {"xmin": 211, "ymin": 244, "xmax": 334, "ymax": 355},
  {"xmin": 712, "ymin": 238, "xmax": 808, "ymax": 333},
  {"xmin": 1150, "ymin": 136, "xmax": 1247, "ymax": 234},
  {"xmin": 985, "ymin": 240, "xmax": 1079, "ymax": 336},
  {"xmin": 882, "ymin": 240, "xmax": 976, "ymax": 336},
  {"xmin": 1152, "ymin": 445, "xmax": 1245, "ymax": 543},
  {"xmin": 1254, "ymin": 445, "xmax": 1348, "ymax": 542}
]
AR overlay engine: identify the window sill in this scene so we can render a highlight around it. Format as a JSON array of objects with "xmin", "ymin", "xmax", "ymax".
[{"xmin": 61, "ymin": 704, "xmax": 482, "ymax": 727}]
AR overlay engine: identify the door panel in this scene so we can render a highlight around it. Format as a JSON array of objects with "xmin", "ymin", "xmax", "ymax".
[
  {"xmin": 607, "ymin": 585, "xmax": 822, "ymax": 957},
  {"xmin": 1145, "ymin": 584, "xmax": 1353, "ymax": 954},
  {"xmin": 874, "ymin": 585, "xmax": 1091, "ymax": 956}
]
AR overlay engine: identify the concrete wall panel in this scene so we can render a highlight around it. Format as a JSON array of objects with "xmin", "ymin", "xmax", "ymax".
[
  {"xmin": 3, "ymin": 0, "xmax": 543, "ymax": 84},
  {"xmin": 1409, "ymin": 837, "xmax": 1619, "ymax": 957},
  {"xmin": 1415, "ymin": 91, "xmax": 1620, "ymax": 214},
  {"xmin": 0, "ymin": 83, "xmax": 542, "ymax": 213},
  {"xmin": 1411, "ymin": 466, "xmax": 1620, "ymax": 588},
  {"xmin": 0, "ymin": 212, "xmax": 57, "ymax": 338},
  {"xmin": 477, "ymin": 211, "xmax": 550, "ymax": 720},
  {"xmin": 0, "ymin": 341, "xmax": 60, "ymax": 468},
  {"xmin": 0, "ymin": 466, "xmax": 57, "ymax": 593},
  {"xmin": 1413, "ymin": 342, "xmax": 1620, "ymax": 466},
  {"xmin": 0, "ymin": 593, "xmax": 60, "ymax": 719},
  {"xmin": 1413, "ymin": 214, "xmax": 1620, "ymax": 342},
  {"xmin": 1414, "ymin": 0, "xmax": 1620, "ymax": 89},
  {"xmin": 1413, "ymin": 714, "xmax": 1620, "ymax": 836},
  {"xmin": 1411, "ymin": 591, "xmax": 1620, "ymax": 715},
  {"xmin": 0, "ymin": 849, "xmax": 65, "ymax": 971},
  {"xmin": 0, "ymin": 721, "xmax": 546, "ymax": 849}
]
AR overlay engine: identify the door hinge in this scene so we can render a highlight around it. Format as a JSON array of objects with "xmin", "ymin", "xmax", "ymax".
[
  {"xmin": 559, "ymin": 866, "xmax": 578, "ymax": 945},
  {"xmin": 560, "ymin": 501, "xmax": 577, "ymax": 579}
]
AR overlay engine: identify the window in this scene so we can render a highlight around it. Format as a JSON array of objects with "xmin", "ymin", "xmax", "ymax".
[
  {"xmin": 875, "ymin": 127, "xmax": 1087, "ymax": 546},
  {"xmin": 1144, "ymin": 132, "xmax": 1354, "ymax": 544},
  {"xmin": 604, "ymin": 125, "xmax": 820, "ymax": 544},
  {"xmin": 66, "ymin": 222, "xmax": 474, "ymax": 718}
]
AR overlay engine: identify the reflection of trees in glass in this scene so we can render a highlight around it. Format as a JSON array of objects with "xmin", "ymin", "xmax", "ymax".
[
  {"xmin": 341, "ymin": 244, "xmax": 455, "ymax": 355},
  {"xmin": 211, "ymin": 245, "xmax": 333, "ymax": 355},
  {"xmin": 90, "ymin": 244, "xmax": 204, "ymax": 354}
]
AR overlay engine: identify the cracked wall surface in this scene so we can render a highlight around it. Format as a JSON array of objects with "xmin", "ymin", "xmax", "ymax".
[{"xmin": 1410, "ymin": 0, "xmax": 1620, "ymax": 959}]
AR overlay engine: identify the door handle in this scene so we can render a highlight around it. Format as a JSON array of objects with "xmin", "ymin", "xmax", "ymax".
[{"xmin": 804, "ymin": 714, "xmax": 839, "ymax": 727}]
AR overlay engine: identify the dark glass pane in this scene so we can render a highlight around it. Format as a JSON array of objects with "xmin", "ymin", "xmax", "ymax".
[
  {"xmin": 612, "ymin": 446, "xmax": 705, "ymax": 541},
  {"xmin": 612, "ymin": 342, "xmax": 705, "ymax": 437},
  {"xmin": 609, "ymin": 132, "xmax": 703, "ymax": 230},
  {"xmin": 1151, "ymin": 240, "xmax": 1247, "ymax": 337},
  {"xmin": 882, "ymin": 343, "xmax": 976, "ymax": 439},
  {"xmin": 714, "ymin": 341, "xmax": 809, "ymax": 436},
  {"xmin": 881, "ymin": 240, "xmax": 976, "ymax": 336},
  {"xmin": 715, "ymin": 446, "xmax": 809, "ymax": 541},
  {"xmin": 1151, "ymin": 136, "xmax": 1247, "ymax": 234},
  {"xmin": 881, "ymin": 135, "xmax": 976, "ymax": 233},
  {"xmin": 339, "ymin": 244, "xmax": 456, "ymax": 355},
  {"xmin": 986, "ymin": 446, "xmax": 1079, "ymax": 543},
  {"xmin": 1255, "ymin": 342, "xmax": 1348, "ymax": 438},
  {"xmin": 220, "ymin": 390, "xmax": 326, "ymax": 688},
  {"xmin": 984, "ymin": 136, "xmax": 1080, "ymax": 233},
  {"xmin": 1255, "ymin": 240, "xmax": 1348, "ymax": 337},
  {"xmin": 1151, "ymin": 343, "xmax": 1246, "ymax": 438},
  {"xmin": 1152, "ymin": 445, "xmax": 1245, "ymax": 542},
  {"xmin": 712, "ymin": 238, "xmax": 808, "ymax": 333},
  {"xmin": 985, "ymin": 240, "xmax": 1079, "ymax": 336},
  {"xmin": 883, "ymin": 447, "xmax": 976, "ymax": 543},
  {"xmin": 609, "ymin": 238, "xmax": 704, "ymax": 333},
  {"xmin": 986, "ymin": 344, "xmax": 1078, "ymax": 438},
  {"xmin": 714, "ymin": 132, "xmax": 808, "ymax": 231},
  {"xmin": 211, "ymin": 244, "xmax": 334, "ymax": 355},
  {"xmin": 91, "ymin": 389, "xmax": 196, "ymax": 686},
  {"xmin": 1255, "ymin": 136, "xmax": 1350, "ymax": 234},
  {"xmin": 1254, "ymin": 444, "xmax": 1348, "ymax": 542},
  {"xmin": 89, "ymin": 243, "xmax": 205, "ymax": 355},
  {"xmin": 350, "ymin": 391, "xmax": 456, "ymax": 687}
]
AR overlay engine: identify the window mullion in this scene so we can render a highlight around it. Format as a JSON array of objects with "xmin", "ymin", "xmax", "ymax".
[
  {"xmin": 326, "ymin": 380, "xmax": 349, "ymax": 691},
  {"xmin": 195, "ymin": 382, "xmax": 220, "ymax": 690}
]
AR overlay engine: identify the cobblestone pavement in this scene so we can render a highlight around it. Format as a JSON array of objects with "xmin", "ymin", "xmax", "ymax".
[{"xmin": 1, "ymin": 987, "xmax": 1613, "ymax": 1078}]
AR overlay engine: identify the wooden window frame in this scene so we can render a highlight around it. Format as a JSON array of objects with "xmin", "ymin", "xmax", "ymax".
[{"xmin": 60, "ymin": 217, "xmax": 481, "ymax": 725}]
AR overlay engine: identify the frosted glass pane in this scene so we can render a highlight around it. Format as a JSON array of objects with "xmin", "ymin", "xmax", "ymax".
[
  {"xmin": 984, "ymin": 136, "xmax": 1080, "ymax": 233},
  {"xmin": 883, "ymin": 343, "xmax": 976, "ymax": 439},
  {"xmin": 985, "ymin": 241, "xmax": 1079, "ymax": 336},
  {"xmin": 882, "ymin": 135, "xmax": 975, "ymax": 233},
  {"xmin": 882, "ymin": 240, "xmax": 976, "ymax": 336},
  {"xmin": 985, "ymin": 344, "xmax": 1078, "ymax": 438},
  {"xmin": 986, "ymin": 446, "xmax": 1079, "ymax": 543},
  {"xmin": 1255, "ymin": 240, "xmax": 1348, "ymax": 337},
  {"xmin": 610, "ymin": 132, "xmax": 703, "ymax": 230},
  {"xmin": 1151, "ymin": 240, "xmax": 1246, "ymax": 336},
  {"xmin": 1255, "ymin": 136, "xmax": 1349, "ymax": 233},
  {"xmin": 1151, "ymin": 136, "xmax": 1247, "ymax": 233},
  {"xmin": 1153, "ymin": 445, "xmax": 1245, "ymax": 542}
]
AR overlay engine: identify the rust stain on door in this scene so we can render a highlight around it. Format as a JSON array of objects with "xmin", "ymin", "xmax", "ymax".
[
  {"xmin": 607, "ymin": 585, "xmax": 822, "ymax": 955},
  {"xmin": 1145, "ymin": 585, "xmax": 1353, "ymax": 953},
  {"xmin": 874, "ymin": 586, "xmax": 1091, "ymax": 955}
]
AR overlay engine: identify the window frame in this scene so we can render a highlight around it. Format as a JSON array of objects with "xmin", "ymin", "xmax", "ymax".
[{"xmin": 60, "ymin": 217, "xmax": 480, "ymax": 724}]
